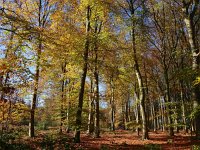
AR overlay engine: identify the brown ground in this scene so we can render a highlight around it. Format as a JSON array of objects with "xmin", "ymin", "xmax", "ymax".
[
  {"xmin": 71, "ymin": 130, "xmax": 200, "ymax": 150},
  {"xmin": 18, "ymin": 130, "xmax": 200, "ymax": 150}
]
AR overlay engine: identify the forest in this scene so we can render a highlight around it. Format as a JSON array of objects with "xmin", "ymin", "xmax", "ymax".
[{"xmin": 0, "ymin": 0, "xmax": 200, "ymax": 149}]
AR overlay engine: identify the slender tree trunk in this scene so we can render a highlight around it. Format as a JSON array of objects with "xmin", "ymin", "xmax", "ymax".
[
  {"xmin": 128, "ymin": 99, "xmax": 131, "ymax": 121},
  {"xmin": 164, "ymin": 68, "xmax": 174, "ymax": 136},
  {"xmin": 160, "ymin": 97, "xmax": 165, "ymax": 131},
  {"xmin": 135, "ymin": 103, "xmax": 140, "ymax": 136},
  {"xmin": 157, "ymin": 108, "xmax": 160, "ymax": 131},
  {"xmin": 93, "ymin": 18, "xmax": 101, "ymax": 138},
  {"xmin": 87, "ymin": 80, "xmax": 94, "ymax": 134},
  {"xmin": 29, "ymin": 0, "xmax": 49, "ymax": 137},
  {"xmin": 125, "ymin": 93, "xmax": 130, "ymax": 127},
  {"xmin": 60, "ymin": 81, "xmax": 64, "ymax": 133},
  {"xmin": 174, "ymin": 105, "xmax": 178, "ymax": 133},
  {"xmin": 131, "ymin": 9, "xmax": 148, "ymax": 140},
  {"xmin": 110, "ymin": 77, "xmax": 115, "ymax": 131},
  {"xmin": 140, "ymin": 100, "xmax": 148, "ymax": 140},
  {"xmin": 60, "ymin": 62, "xmax": 67, "ymax": 133},
  {"xmin": 180, "ymin": 81, "xmax": 187, "ymax": 132},
  {"xmin": 29, "ymin": 41, "xmax": 41, "ymax": 137},
  {"xmin": 144, "ymin": 61, "xmax": 150, "ymax": 131},
  {"xmin": 122, "ymin": 102, "xmax": 125, "ymax": 130},
  {"xmin": 179, "ymin": 49, "xmax": 187, "ymax": 133},
  {"xmin": 74, "ymin": 5, "xmax": 91, "ymax": 143},
  {"xmin": 66, "ymin": 86, "xmax": 71, "ymax": 133},
  {"xmin": 94, "ymin": 68, "xmax": 100, "ymax": 137},
  {"xmin": 150, "ymin": 104, "xmax": 153, "ymax": 130},
  {"xmin": 152, "ymin": 103, "xmax": 157, "ymax": 132}
]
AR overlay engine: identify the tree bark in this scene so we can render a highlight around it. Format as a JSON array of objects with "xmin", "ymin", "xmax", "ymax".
[
  {"xmin": 74, "ymin": 5, "xmax": 91, "ymax": 143},
  {"xmin": 160, "ymin": 97, "xmax": 166, "ymax": 131},
  {"xmin": 93, "ymin": 18, "xmax": 101, "ymax": 138},
  {"xmin": 135, "ymin": 102, "xmax": 140, "ymax": 136},
  {"xmin": 87, "ymin": 80, "xmax": 94, "ymax": 134},
  {"xmin": 29, "ymin": 0, "xmax": 49, "ymax": 137},
  {"xmin": 29, "ymin": 41, "xmax": 41, "ymax": 137},
  {"xmin": 180, "ymin": 81, "xmax": 187, "ymax": 132},
  {"xmin": 182, "ymin": 0, "xmax": 200, "ymax": 137},
  {"xmin": 125, "ymin": 93, "xmax": 130, "ymax": 126},
  {"xmin": 66, "ymin": 86, "xmax": 71, "ymax": 133},
  {"xmin": 152, "ymin": 103, "xmax": 157, "ymax": 132},
  {"xmin": 110, "ymin": 77, "xmax": 115, "ymax": 131},
  {"xmin": 60, "ymin": 62, "xmax": 67, "ymax": 133},
  {"xmin": 164, "ymin": 68, "xmax": 174, "ymax": 136},
  {"xmin": 93, "ymin": 43, "xmax": 100, "ymax": 137},
  {"xmin": 131, "ymin": 9, "xmax": 149, "ymax": 140},
  {"xmin": 94, "ymin": 65, "xmax": 100, "ymax": 137}
]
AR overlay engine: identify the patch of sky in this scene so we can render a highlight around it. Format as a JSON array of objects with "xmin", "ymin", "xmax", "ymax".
[
  {"xmin": 0, "ymin": 45, "xmax": 6, "ymax": 58},
  {"xmin": 24, "ymin": 94, "xmax": 33, "ymax": 106},
  {"xmin": 86, "ymin": 76, "xmax": 108, "ymax": 108}
]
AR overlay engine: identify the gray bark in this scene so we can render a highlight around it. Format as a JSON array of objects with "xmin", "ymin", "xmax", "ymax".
[{"xmin": 182, "ymin": 0, "xmax": 200, "ymax": 137}]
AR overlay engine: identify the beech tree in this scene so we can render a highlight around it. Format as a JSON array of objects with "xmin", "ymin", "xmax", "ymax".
[
  {"xmin": 182, "ymin": 0, "xmax": 200, "ymax": 137},
  {"xmin": 1, "ymin": 0, "xmax": 200, "ymax": 145},
  {"xmin": 118, "ymin": 0, "xmax": 149, "ymax": 140}
]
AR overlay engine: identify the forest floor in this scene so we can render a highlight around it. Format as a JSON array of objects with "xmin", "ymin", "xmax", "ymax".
[
  {"xmin": 71, "ymin": 130, "xmax": 200, "ymax": 150},
  {"xmin": 7, "ymin": 129, "xmax": 200, "ymax": 150}
]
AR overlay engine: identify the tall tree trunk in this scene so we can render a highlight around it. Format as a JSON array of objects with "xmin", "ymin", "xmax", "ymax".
[
  {"xmin": 60, "ymin": 80, "xmax": 64, "ymax": 133},
  {"xmin": 157, "ymin": 106, "xmax": 161, "ymax": 131},
  {"xmin": 183, "ymin": 0, "xmax": 200, "ymax": 137},
  {"xmin": 60, "ymin": 62, "xmax": 67, "ymax": 133},
  {"xmin": 93, "ymin": 18, "xmax": 101, "ymax": 138},
  {"xmin": 180, "ymin": 81, "xmax": 187, "ymax": 132},
  {"xmin": 125, "ymin": 93, "xmax": 130, "ymax": 127},
  {"xmin": 152, "ymin": 103, "xmax": 157, "ymax": 132},
  {"xmin": 66, "ymin": 85, "xmax": 71, "ymax": 133},
  {"xmin": 87, "ymin": 80, "xmax": 94, "ymax": 134},
  {"xmin": 110, "ymin": 77, "xmax": 115, "ymax": 131},
  {"xmin": 74, "ymin": 5, "xmax": 91, "ymax": 143},
  {"xmin": 174, "ymin": 105, "xmax": 178, "ymax": 133},
  {"xmin": 94, "ymin": 65, "xmax": 100, "ymax": 137},
  {"xmin": 28, "ymin": 0, "xmax": 50, "ymax": 137},
  {"xmin": 164, "ymin": 68, "xmax": 174, "ymax": 136},
  {"xmin": 122, "ymin": 101, "xmax": 125, "ymax": 130},
  {"xmin": 135, "ymin": 103, "xmax": 140, "ymax": 136},
  {"xmin": 29, "ymin": 41, "xmax": 41, "ymax": 137},
  {"xmin": 160, "ymin": 97, "xmax": 166, "ymax": 131},
  {"xmin": 143, "ymin": 61, "xmax": 150, "ymax": 131},
  {"xmin": 130, "ymin": 9, "xmax": 148, "ymax": 140}
]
